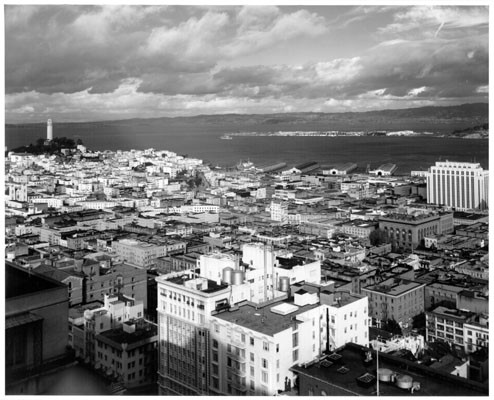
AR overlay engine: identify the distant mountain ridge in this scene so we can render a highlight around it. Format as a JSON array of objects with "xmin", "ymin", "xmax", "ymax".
[{"xmin": 6, "ymin": 103, "xmax": 488, "ymax": 136}]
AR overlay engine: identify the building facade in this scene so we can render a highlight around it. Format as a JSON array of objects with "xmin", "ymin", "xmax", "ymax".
[
  {"xmin": 379, "ymin": 212, "xmax": 453, "ymax": 251},
  {"xmin": 362, "ymin": 277, "xmax": 425, "ymax": 329},
  {"xmin": 426, "ymin": 161, "xmax": 489, "ymax": 210}
]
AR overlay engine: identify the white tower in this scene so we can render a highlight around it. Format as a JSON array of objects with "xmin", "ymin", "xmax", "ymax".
[{"xmin": 47, "ymin": 119, "xmax": 53, "ymax": 141}]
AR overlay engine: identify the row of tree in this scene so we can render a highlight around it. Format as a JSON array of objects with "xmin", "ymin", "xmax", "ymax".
[{"xmin": 11, "ymin": 137, "xmax": 83, "ymax": 155}]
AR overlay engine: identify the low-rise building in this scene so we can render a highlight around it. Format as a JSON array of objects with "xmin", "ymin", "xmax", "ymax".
[
  {"xmin": 95, "ymin": 319, "xmax": 158, "ymax": 389},
  {"xmin": 362, "ymin": 277, "xmax": 425, "ymax": 329},
  {"xmin": 426, "ymin": 306, "xmax": 488, "ymax": 355}
]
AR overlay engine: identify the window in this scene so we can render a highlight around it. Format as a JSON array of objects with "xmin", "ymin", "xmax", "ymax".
[
  {"xmin": 263, "ymin": 341, "xmax": 269, "ymax": 351},
  {"xmin": 241, "ymin": 334, "xmax": 246, "ymax": 343},
  {"xmin": 293, "ymin": 349, "xmax": 299, "ymax": 362},
  {"xmin": 250, "ymin": 352, "xmax": 254, "ymax": 362},
  {"xmin": 250, "ymin": 337, "xmax": 254, "ymax": 346},
  {"xmin": 276, "ymin": 359, "xmax": 280, "ymax": 368},
  {"xmin": 292, "ymin": 332, "xmax": 299, "ymax": 347},
  {"xmin": 261, "ymin": 371, "xmax": 268, "ymax": 383},
  {"xmin": 276, "ymin": 344, "xmax": 279, "ymax": 353},
  {"xmin": 213, "ymin": 339, "xmax": 218, "ymax": 348},
  {"xmin": 262, "ymin": 358, "xmax": 268, "ymax": 369},
  {"xmin": 250, "ymin": 381, "xmax": 255, "ymax": 390},
  {"xmin": 250, "ymin": 366, "xmax": 254, "ymax": 376}
]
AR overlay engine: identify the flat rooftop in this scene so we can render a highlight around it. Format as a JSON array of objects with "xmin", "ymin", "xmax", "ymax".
[
  {"xmin": 97, "ymin": 322, "xmax": 157, "ymax": 346},
  {"xmin": 214, "ymin": 299, "xmax": 319, "ymax": 336},
  {"xmin": 6, "ymin": 261, "xmax": 65, "ymax": 299},
  {"xmin": 364, "ymin": 278, "xmax": 424, "ymax": 296},
  {"xmin": 291, "ymin": 343, "xmax": 487, "ymax": 396}
]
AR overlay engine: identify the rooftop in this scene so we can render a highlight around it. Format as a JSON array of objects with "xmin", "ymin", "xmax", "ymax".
[
  {"xmin": 96, "ymin": 320, "xmax": 157, "ymax": 346},
  {"xmin": 380, "ymin": 213, "xmax": 439, "ymax": 223},
  {"xmin": 214, "ymin": 298, "xmax": 319, "ymax": 336},
  {"xmin": 6, "ymin": 261, "xmax": 65, "ymax": 299},
  {"xmin": 364, "ymin": 277, "xmax": 424, "ymax": 297},
  {"xmin": 291, "ymin": 343, "xmax": 487, "ymax": 396}
]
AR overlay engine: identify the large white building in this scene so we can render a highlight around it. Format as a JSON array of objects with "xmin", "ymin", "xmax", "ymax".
[
  {"xmin": 270, "ymin": 200, "xmax": 288, "ymax": 223},
  {"xmin": 156, "ymin": 273, "xmax": 244, "ymax": 395},
  {"xmin": 208, "ymin": 284, "xmax": 369, "ymax": 396},
  {"xmin": 156, "ymin": 243, "xmax": 324, "ymax": 395},
  {"xmin": 426, "ymin": 161, "xmax": 488, "ymax": 210}
]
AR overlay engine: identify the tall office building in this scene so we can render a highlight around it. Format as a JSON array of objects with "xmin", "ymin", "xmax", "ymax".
[
  {"xmin": 270, "ymin": 200, "xmax": 288, "ymax": 223},
  {"xmin": 426, "ymin": 161, "xmax": 488, "ymax": 211},
  {"xmin": 47, "ymin": 119, "xmax": 53, "ymax": 140}
]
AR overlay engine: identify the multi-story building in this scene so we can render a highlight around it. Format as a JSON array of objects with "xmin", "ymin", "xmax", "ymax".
[
  {"xmin": 156, "ymin": 274, "xmax": 239, "ymax": 395},
  {"xmin": 362, "ymin": 277, "xmax": 425, "ymax": 329},
  {"xmin": 463, "ymin": 314, "xmax": 489, "ymax": 354},
  {"xmin": 426, "ymin": 306, "xmax": 488, "ymax": 354},
  {"xmin": 6, "ymin": 261, "xmax": 70, "ymax": 394},
  {"xmin": 112, "ymin": 238, "xmax": 167, "ymax": 269},
  {"xmin": 95, "ymin": 318, "xmax": 158, "ymax": 388},
  {"xmin": 337, "ymin": 219, "xmax": 377, "ymax": 239},
  {"xmin": 426, "ymin": 161, "xmax": 489, "ymax": 210},
  {"xmin": 270, "ymin": 200, "xmax": 288, "ymax": 223},
  {"xmin": 207, "ymin": 282, "xmax": 369, "ymax": 396},
  {"xmin": 81, "ymin": 294, "xmax": 144, "ymax": 365},
  {"xmin": 209, "ymin": 295, "xmax": 323, "ymax": 396},
  {"xmin": 321, "ymin": 289, "xmax": 369, "ymax": 351},
  {"xmin": 75, "ymin": 256, "xmax": 147, "ymax": 308},
  {"xmin": 379, "ymin": 211, "xmax": 453, "ymax": 251}
]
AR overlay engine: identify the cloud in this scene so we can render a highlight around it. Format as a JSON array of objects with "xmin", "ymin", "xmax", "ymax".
[
  {"xmin": 378, "ymin": 6, "xmax": 488, "ymax": 39},
  {"xmin": 4, "ymin": 5, "xmax": 488, "ymax": 122},
  {"xmin": 6, "ymin": 5, "xmax": 328, "ymax": 96}
]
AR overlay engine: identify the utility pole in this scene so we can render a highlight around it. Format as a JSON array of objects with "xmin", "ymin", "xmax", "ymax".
[{"xmin": 376, "ymin": 335, "xmax": 380, "ymax": 396}]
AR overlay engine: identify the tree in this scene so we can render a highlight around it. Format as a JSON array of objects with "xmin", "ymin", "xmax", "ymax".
[
  {"xmin": 383, "ymin": 319, "xmax": 402, "ymax": 336},
  {"xmin": 412, "ymin": 312, "xmax": 426, "ymax": 330},
  {"xmin": 369, "ymin": 228, "xmax": 389, "ymax": 246}
]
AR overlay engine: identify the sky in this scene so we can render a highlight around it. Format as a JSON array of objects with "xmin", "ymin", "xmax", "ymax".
[{"xmin": 4, "ymin": 4, "xmax": 489, "ymax": 123}]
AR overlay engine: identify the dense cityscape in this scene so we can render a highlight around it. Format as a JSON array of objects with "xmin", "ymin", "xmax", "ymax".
[
  {"xmin": 4, "ymin": 3, "xmax": 489, "ymax": 398},
  {"xmin": 4, "ymin": 118, "xmax": 489, "ymax": 395}
]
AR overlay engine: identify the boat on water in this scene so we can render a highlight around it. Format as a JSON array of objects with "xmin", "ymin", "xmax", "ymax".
[{"xmin": 220, "ymin": 134, "xmax": 233, "ymax": 140}]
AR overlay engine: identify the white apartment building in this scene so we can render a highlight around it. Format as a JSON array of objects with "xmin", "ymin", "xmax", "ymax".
[
  {"xmin": 209, "ymin": 295, "xmax": 322, "ymax": 396},
  {"xmin": 156, "ymin": 244, "xmax": 322, "ymax": 396},
  {"xmin": 78, "ymin": 294, "xmax": 144, "ymax": 365},
  {"xmin": 426, "ymin": 161, "xmax": 489, "ymax": 210},
  {"xmin": 156, "ymin": 273, "xmax": 247, "ymax": 395},
  {"xmin": 320, "ymin": 290, "xmax": 369, "ymax": 350},
  {"xmin": 426, "ymin": 306, "xmax": 488, "ymax": 355},
  {"xmin": 463, "ymin": 315, "xmax": 489, "ymax": 354},
  {"xmin": 270, "ymin": 200, "xmax": 288, "ymax": 223},
  {"xmin": 112, "ymin": 239, "xmax": 166, "ymax": 268},
  {"xmin": 208, "ymin": 284, "xmax": 369, "ymax": 396}
]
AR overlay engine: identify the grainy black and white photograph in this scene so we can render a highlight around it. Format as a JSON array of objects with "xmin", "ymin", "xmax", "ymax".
[{"xmin": 4, "ymin": 3, "xmax": 489, "ymax": 396}]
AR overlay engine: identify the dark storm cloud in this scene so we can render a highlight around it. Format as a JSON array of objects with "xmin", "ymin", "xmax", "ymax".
[
  {"xmin": 5, "ymin": 5, "xmax": 327, "ymax": 95},
  {"xmin": 5, "ymin": 5, "xmax": 488, "ymax": 121}
]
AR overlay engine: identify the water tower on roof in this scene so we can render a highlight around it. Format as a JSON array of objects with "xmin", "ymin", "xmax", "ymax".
[{"xmin": 47, "ymin": 119, "xmax": 53, "ymax": 141}]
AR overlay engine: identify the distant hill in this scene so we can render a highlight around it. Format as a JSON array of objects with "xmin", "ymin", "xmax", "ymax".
[
  {"xmin": 451, "ymin": 123, "xmax": 488, "ymax": 139},
  {"xmin": 6, "ymin": 102, "xmax": 489, "ymax": 135}
]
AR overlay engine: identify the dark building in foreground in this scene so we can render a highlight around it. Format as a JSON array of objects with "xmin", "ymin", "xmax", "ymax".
[
  {"xmin": 5, "ymin": 261, "xmax": 70, "ymax": 394},
  {"xmin": 290, "ymin": 343, "xmax": 487, "ymax": 396}
]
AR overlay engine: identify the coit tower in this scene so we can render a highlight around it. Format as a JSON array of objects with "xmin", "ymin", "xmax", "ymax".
[{"xmin": 47, "ymin": 119, "xmax": 53, "ymax": 141}]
